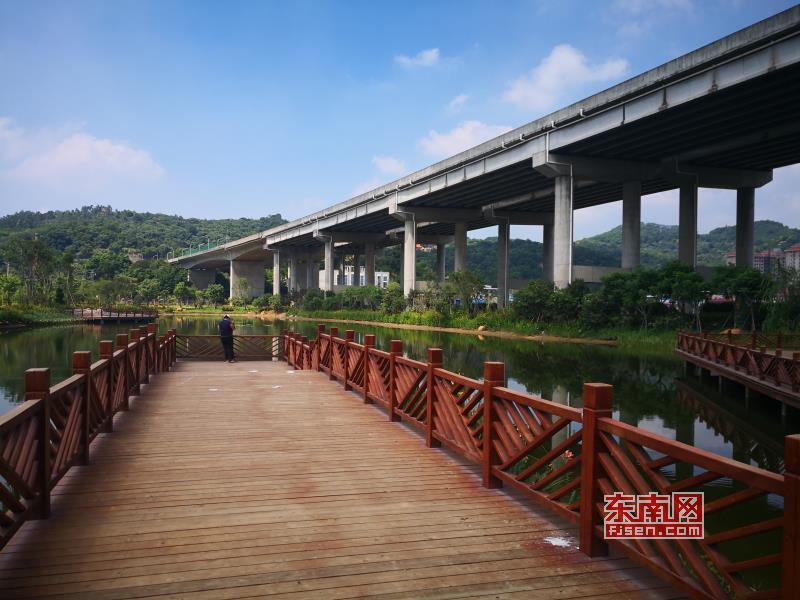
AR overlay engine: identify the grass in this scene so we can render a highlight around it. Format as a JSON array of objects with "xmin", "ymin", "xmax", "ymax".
[
  {"xmin": 289, "ymin": 308, "xmax": 679, "ymax": 356},
  {"xmin": 0, "ymin": 306, "xmax": 80, "ymax": 329}
]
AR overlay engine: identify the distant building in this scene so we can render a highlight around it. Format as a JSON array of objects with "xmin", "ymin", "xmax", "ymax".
[
  {"xmin": 725, "ymin": 249, "xmax": 785, "ymax": 274},
  {"xmin": 784, "ymin": 243, "xmax": 800, "ymax": 271},
  {"xmin": 127, "ymin": 251, "xmax": 143, "ymax": 263},
  {"xmin": 319, "ymin": 266, "xmax": 390, "ymax": 289}
]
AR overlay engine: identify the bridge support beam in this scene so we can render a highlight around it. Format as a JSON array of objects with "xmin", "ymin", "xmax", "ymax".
[
  {"xmin": 736, "ymin": 187, "xmax": 755, "ymax": 268},
  {"xmin": 323, "ymin": 239, "xmax": 334, "ymax": 292},
  {"xmin": 454, "ymin": 222, "xmax": 468, "ymax": 272},
  {"xmin": 436, "ymin": 243, "xmax": 446, "ymax": 282},
  {"xmin": 622, "ymin": 181, "xmax": 641, "ymax": 269},
  {"xmin": 679, "ymin": 182, "xmax": 698, "ymax": 267},
  {"xmin": 553, "ymin": 175, "xmax": 573, "ymax": 289},
  {"xmin": 365, "ymin": 243, "xmax": 375, "ymax": 287},
  {"xmin": 542, "ymin": 224, "xmax": 554, "ymax": 283},
  {"xmin": 188, "ymin": 268, "xmax": 215, "ymax": 290},
  {"xmin": 403, "ymin": 218, "xmax": 416, "ymax": 296},
  {"xmin": 353, "ymin": 253, "xmax": 361, "ymax": 286},
  {"xmin": 272, "ymin": 253, "xmax": 280, "ymax": 296},
  {"xmin": 229, "ymin": 260, "xmax": 265, "ymax": 300},
  {"xmin": 497, "ymin": 220, "xmax": 510, "ymax": 308}
]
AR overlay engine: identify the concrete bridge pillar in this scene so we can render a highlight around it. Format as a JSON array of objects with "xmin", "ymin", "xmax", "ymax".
[
  {"xmin": 403, "ymin": 218, "xmax": 416, "ymax": 296},
  {"xmin": 364, "ymin": 243, "xmax": 376, "ymax": 287},
  {"xmin": 436, "ymin": 243, "xmax": 446, "ymax": 282},
  {"xmin": 398, "ymin": 243, "xmax": 404, "ymax": 287},
  {"xmin": 288, "ymin": 255, "xmax": 299, "ymax": 292},
  {"xmin": 229, "ymin": 260, "xmax": 265, "ymax": 300},
  {"xmin": 622, "ymin": 181, "xmax": 642, "ymax": 269},
  {"xmin": 454, "ymin": 222, "xmax": 468, "ymax": 272},
  {"xmin": 307, "ymin": 260, "xmax": 319, "ymax": 290},
  {"xmin": 497, "ymin": 220, "xmax": 510, "ymax": 308},
  {"xmin": 272, "ymin": 252, "xmax": 281, "ymax": 296},
  {"xmin": 553, "ymin": 175, "xmax": 573, "ymax": 289},
  {"xmin": 187, "ymin": 268, "xmax": 215, "ymax": 290},
  {"xmin": 679, "ymin": 182, "xmax": 698, "ymax": 267},
  {"xmin": 542, "ymin": 224, "xmax": 554, "ymax": 283},
  {"xmin": 736, "ymin": 187, "xmax": 755, "ymax": 268},
  {"xmin": 353, "ymin": 253, "xmax": 361, "ymax": 286},
  {"xmin": 323, "ymin": 239, "xmax": 334, "ymax": 292}
]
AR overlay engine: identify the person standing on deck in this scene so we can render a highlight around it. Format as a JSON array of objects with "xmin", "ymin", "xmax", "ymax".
[{"xmin": 219, "ymin": 314, "xmax": 236, "ymax": 362}]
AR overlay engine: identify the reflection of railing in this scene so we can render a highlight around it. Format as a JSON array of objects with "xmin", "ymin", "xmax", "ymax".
[
  {"xmin": 0, "ymin": 325, "xmax": 178, "ymax": 550},
  {"xmin": 176, "ymin": 335, "xmax": 283, "ymax": 360},
  {"xmin": 284, "ymin": 326, "xmax": 800, "ymax": 600},
  {"xmin": 71, "ymin": 308, "xmax": 158, "ymax": 321},
  {"xmin": 677, "ymin": 331, "xmax": 800, "ymax": 393}
]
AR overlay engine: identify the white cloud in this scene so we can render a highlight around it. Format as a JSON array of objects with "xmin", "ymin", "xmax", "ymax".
[
  {"xmin": 502, "ymin": 44, "xmax": 629, "ymax": 112},
  {"xmin": 0, "ymin": 117, "xmax": 164, "ymax": 191},
  {"xmin": 394, "ymin": 48, "xmax": 440, "ymax": 68},
  {"xmin": 613, "ymin": 0, "xmax": 694, "ymax": 37},
  {"xmin": 372, "ymin": 155, "xmax": 406, "ymax": 176},
  {"xmin": 419, "ymin": 120, "xmax": 512, "ymax": 159},
  {"xmin": 446, "ymin": 93, "xmax": 469, "ymax": 115}
]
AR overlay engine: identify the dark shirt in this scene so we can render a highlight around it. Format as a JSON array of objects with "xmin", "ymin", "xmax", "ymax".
[{"xmin": 219, "ymin": 319, "xmax": 234, "ymax": 337}]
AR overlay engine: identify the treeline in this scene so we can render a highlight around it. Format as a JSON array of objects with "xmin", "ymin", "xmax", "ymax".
[
  {"xmin": 290, "ymin": 262, "xmax": 800, "ymax": 333},
  {"xmin": 0, "ymin": 206, "xmax": 285, "ymax": 310}
]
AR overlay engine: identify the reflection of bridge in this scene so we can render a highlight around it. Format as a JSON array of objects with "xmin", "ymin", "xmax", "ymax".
[{"xmin": 171, "ymin": 8, "xmax": 800, "ymax": 304}]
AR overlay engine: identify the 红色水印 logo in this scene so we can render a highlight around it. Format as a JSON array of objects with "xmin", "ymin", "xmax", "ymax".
[{"xmin": 603, "ymin": 492, "xmax": 704, "ymax": 539}]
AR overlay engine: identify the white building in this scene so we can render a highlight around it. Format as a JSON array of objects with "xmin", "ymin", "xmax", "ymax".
[
  {"xmin": 784, "ymin": 243, "xmax": 800, "ymax": 272},
  {"xmin": 318, "ymin": 266, "xmax": 390, "ymax": 289}
]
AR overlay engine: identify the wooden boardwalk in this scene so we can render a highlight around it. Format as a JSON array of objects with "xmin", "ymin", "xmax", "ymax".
[{"xmin": 0, "ymin": 361, "xmax": 679, "ymax": 600}]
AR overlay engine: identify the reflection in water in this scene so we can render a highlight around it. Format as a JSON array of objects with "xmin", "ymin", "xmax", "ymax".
[{"xmin": 1, "ymin": 316, "xmax": 796, "ymax": 474}]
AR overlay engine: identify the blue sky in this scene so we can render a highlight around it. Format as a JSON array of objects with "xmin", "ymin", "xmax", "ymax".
[{"xmin": 1, "ymin": 0, "xmax": 798, "ymax": 241}]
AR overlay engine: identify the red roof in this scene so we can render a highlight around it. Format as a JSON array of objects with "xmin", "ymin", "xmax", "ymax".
[{"xmin": 786, "ymin": 243, "xmax": 800, "ymax": 253}]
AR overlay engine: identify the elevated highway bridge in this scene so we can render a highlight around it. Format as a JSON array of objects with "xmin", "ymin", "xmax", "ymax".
[{"xmin": 170, "ymin": 7, "xmax": 800, "ymax": 302}]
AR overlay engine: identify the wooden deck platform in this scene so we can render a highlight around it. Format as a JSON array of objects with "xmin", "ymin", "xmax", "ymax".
[{"xmin": 0, "ymin": 361, "xmax": 680, "ymax": 600}]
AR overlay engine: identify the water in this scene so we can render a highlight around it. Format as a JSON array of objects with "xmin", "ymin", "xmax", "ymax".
[
  {"xmin": 1, "ymin": 315, "xmax": 793, "ymax": 469},
  {"xmin": 0, "ymin": 315, "xmax": 795, "ymax": 590}
]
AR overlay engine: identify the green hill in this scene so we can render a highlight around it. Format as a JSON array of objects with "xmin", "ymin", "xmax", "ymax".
[
  {"xmin": 0, "ymin": 206, "xmax": 286, "ymax": 260},
  {"xmin": 575, "ymin": 220, "xmax": 800, "ymax": 268}
]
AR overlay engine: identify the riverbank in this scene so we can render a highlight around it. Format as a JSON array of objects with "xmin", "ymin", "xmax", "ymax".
[
  {"xmin": 0, "ymin": 307, "xmax": 79, "ymax": 332},
  {"xmin": 287, "ymin": 310, "xmax": 678, "ymax": 354}
]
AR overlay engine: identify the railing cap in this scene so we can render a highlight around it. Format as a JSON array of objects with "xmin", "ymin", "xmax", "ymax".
[
  {"xmin": 483, "ymin": 361, "xmax": 504, "ymax": 382},
  {"xmin": 583, "ymin": 383, "xmax": 614, "ymax": 411}
]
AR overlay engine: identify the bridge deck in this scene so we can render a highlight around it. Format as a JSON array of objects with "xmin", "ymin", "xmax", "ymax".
[{"xmin": 0, "ymin": 362, "xmax": 679, "ymax": 599}]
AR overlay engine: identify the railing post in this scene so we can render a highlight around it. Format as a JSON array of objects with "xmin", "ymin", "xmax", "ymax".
[
  {"xmin": 344, "ymin": 330, "xmax": 355, "ymax": 390},
  {"xmin": 363, "ymin": 335, "xmax": 375, "ymax": 403},
  {"xmin": 301, "ymin": 336, "xmax": 309, "ymax": 369},
  {"xmin": 116, "ymin": 334, "xmax": 130, "ymax": 410},
  {"xmin": 777, "ymin": 332, "xmax": 783, "ymax": 350},
  {"xmin": 26, "ymin": 368, "xmax": 50, "ymax": 519},
  {"xmin": 482, "ymin": 361, "xmax": 505, "ymax": 488},
  {"xmin": 147, "ymin": 323, "xmax": 158, "ymax": 374},
  {"xmin": 169, "ymin": 329, "xmax": 177, "ymax": 366},
  {"xmin": 425, "ymin": 348, "xmax": 443, "ymax": 448},
  {"xmin": 100, "ymin": 340, "xmax": 114, "ymax": 432},
  {"xmin": 129, "ymin": 329, "xmax": 142, "ymax": 393},
  {"xmin": 751, "ymin": 330, "xmax": 757, "ymax": 349},
  {"xmin": 139, "ymin": 326, "xmax": 150, "ymax": 380},
  {"xmin": 316, "ymin": 325, "xmax": 325, "ymax": 371},
  {"xmin": 793, "ymin": 352, "xmax": 799, "ymax": 393},
  {"xmin": 783, "ymin": 434, "xmax": 800, "ymax": 600},
  {"xmin": 579, "ymin": 382, "xmax": 613, "ymax": 558},
  {"xmin": 388, "ymin": 340, "xmax": 402, "ymax": 423},
  {"xmin": 329, "ymin": 327, "xmax": 338, "ymax": 381},
  {"xmin": 72, "ymin": 351, "xmax": 92, "ymax": 466}
]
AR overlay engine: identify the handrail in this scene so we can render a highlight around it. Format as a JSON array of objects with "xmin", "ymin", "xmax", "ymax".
[
  {"xmin": 677, "ymin": 331, "xmax": 800, "ymax": 392},
  {"xmin": 0, "ymin": 325, "xmax": 178, "ymax": 551},
  {"xmin": 283, "ymin": 326, "xmax": 800, "ymax": 600}
]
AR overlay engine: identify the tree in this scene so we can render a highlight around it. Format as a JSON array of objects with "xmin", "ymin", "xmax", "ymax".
[
  {"xmin": 204, "ymin": 283, "xmax": 226, "ymax": 307},
  {"xmin": 512, "ymin": 280, "xmax": 553, "ymax": 322},
  {"xmin": 671, "ymin": 271, "xmax": 706, "ymax": 330},
  {"xmin": 445, "ymin": 270, "xmax": 484, "ymax": 316},
  {"xmin": 712, "ymin": 266, "xmax": 776, "ymax": 330},
  {"xmin": 174, "ymin": 282, "xmax": 196, "ymax": 305},
  {"xmin": 85, "ymin": 249, "xmax": 129, "ymax": 280},
  {"xmin": 0, "ymin": 274, "xmax": 23, "ymax": 305}
]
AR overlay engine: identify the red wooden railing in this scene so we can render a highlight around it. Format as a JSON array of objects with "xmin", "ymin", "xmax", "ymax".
[
  {"xmin": 702, "ymin": 331, "xmax": 800, "ymax": 351},
  {"xmin": 0, "ymin": 325, "xmax": 178, "ymax": 550},
  {"xmin": 677, "ymin": 331, "xmax": 800, "ymax": 392},
  {"xmin": 284, "ymin": 326, "xmax": 800, "ymax": 600}
]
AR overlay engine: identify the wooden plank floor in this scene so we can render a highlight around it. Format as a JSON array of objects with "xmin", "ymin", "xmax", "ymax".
[{"xmin": 0, "ymin": 361, "xmax": 682, "ymax": 599}]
